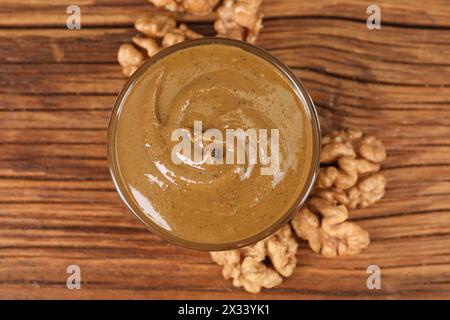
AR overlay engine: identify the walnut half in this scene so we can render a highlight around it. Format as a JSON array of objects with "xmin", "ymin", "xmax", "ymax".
[
  {"xmin": 117, "ymin": 44, "xmax": 145, "ymax": 77},
  {"xmin": 214, "ymin": 0, "xmax": 263, "ymax": 44},
  {"xmin": 291, "ymin": 198, "xmax": 370, "ymax": 257}
]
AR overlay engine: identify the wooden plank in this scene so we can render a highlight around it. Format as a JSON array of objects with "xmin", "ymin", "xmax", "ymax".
[
  {"xmin": 0, "ymin": 0, "xmax": 450, "ymax": 27},
  {"xmin": 0, "ymin": 0, "xmax": 450, "ymax": 299},
  {"xmin": 2, "ymin": 20, "xmax": 450, "ymax": 79}
]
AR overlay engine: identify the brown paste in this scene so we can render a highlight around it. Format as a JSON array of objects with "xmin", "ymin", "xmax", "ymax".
[{"xmin": 115, "ymin": 43, "xmax": 314, "ymax": 244}]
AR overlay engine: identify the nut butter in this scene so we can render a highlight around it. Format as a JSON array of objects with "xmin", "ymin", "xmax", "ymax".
[{"xmin": 108, "ymin": 38, "xmax": 320, "ymax": 250}]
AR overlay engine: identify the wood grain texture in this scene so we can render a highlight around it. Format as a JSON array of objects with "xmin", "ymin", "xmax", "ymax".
[{"xmin": 0, "ymin": 0, "xmax": 450, "ymax": 299}]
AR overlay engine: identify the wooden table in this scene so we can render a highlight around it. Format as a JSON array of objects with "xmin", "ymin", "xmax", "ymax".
[{"xmin": 1, "ymin": 0, "xmax": 449, "ymax": 299}]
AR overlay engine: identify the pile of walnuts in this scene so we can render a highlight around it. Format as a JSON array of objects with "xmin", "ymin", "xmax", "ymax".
[
  {"xmin": 117, "ymin": 1, "xmax": 388, "ymax": 294},
  {"xmin": 118, "ymin": 0, "xmax": 263, "ymax": 76},
  {"xmin": 292, "ymin": 130, "xmax": 386, "ymax": 258},
  {"xmin": 212, "ymin": 130, "xmax": 386, "ymax": 292},
  {"xmin": 148, "ymin": 0, "xmax": 263, "ymax": 42},
  {"xmin": 118, "ymin": 15, "xmax": 202, "ymax": 76},
  {"xmin": 211, "ymin": 225, "xmax": 297, "ymax": 293}
]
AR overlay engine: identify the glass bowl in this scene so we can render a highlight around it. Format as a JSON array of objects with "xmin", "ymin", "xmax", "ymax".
[{"xmin": 108, "ymin": 37, "xmax": 321, "ymax": 251}]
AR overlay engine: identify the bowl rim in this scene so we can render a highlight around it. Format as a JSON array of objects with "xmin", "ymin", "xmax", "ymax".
[{"xmin": 107, "ymin": 37, "xmax": 321, "ymax": 251}]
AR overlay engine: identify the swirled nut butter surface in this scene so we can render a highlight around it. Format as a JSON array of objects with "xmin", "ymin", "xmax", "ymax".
[{"xmin": 113, "ymin": 42, "xmax": 315, "ymax": 245}]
